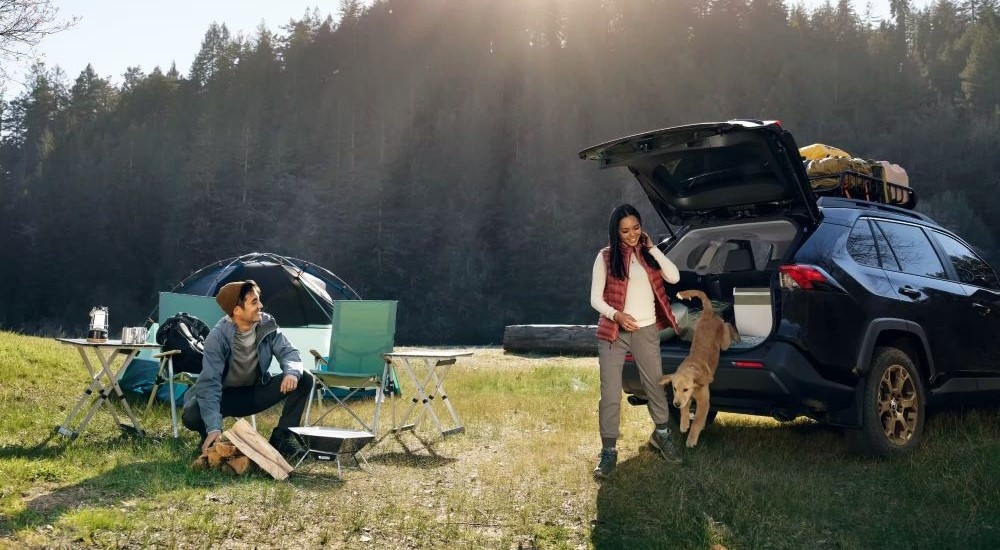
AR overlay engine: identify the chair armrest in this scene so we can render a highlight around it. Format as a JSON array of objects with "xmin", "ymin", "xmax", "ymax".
[
  {"xmin": 309, "ymin": 349, "xmax": 328, "ymax": 368},
  {"xmin": 154, "ymin": 349, "xmax": 183, "ymax": 359}
]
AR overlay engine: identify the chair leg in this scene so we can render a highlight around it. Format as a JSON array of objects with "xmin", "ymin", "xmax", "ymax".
[
  {"xmin": 146, "ymin": 357, "xmax": 168, "ymax": 410},
  {"xmin": 167, "ymin": 358, "xmax": 179, "ymax": 439}
]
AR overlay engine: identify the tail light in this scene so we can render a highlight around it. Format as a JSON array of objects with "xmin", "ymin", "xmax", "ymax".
[
  {"xmin": 779, "ymin": 264, "xmax": 834, "ymax": 290},
  {"xmin": 732, "ymin": 360, "xmax": 765, "ymax": 369}
]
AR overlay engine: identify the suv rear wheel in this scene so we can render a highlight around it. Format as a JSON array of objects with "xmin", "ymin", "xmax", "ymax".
[{"xmin": 847, "ymin": 346, "xmax": 925, "ymax": 457}]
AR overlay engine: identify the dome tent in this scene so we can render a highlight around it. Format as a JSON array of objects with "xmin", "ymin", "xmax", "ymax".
[{"xmin": 165, "ymin": 252, "xmax": 361, "ymax": 327}]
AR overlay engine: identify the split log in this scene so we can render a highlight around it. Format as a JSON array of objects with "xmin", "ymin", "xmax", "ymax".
[
  {"xmin": 224, "ymin": 418, "xmax": 293, "ymax": 480},
  {"xmin": 225, "ymin": 455, "xmax": 252, "ymax": 475},
  {"xmin": 502, "ymin": 324, "xmax": 598, "ymax": 356}
]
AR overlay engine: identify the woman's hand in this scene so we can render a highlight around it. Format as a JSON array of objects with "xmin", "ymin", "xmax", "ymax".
[
  {"xmin": 640, "ymin": 232, "xmax": 654, "ymax": 249},
  {"xmin": 614, "ymin": 311, "xmax": 639, "ymax": 332}
]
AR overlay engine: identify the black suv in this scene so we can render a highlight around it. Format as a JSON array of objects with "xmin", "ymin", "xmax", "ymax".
[{"xmin": 579, "ymin": 120, "xmax": 1000, "ymax": 456}]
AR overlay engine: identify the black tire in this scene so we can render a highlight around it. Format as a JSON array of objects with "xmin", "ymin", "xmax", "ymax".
[{"xmin": 846, "ymin": 346, "xmax": 926, "ymax": 457}]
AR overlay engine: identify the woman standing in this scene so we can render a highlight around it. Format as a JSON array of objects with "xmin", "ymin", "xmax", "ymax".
[{"xmin": 590, "ymin": 204, "xmax": 682, "ymax": 479}]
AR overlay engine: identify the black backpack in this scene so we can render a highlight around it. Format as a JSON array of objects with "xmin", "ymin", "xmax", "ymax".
[{"xmin": 156, "ymin": 312, "xmax": 211, "ymax": 374}]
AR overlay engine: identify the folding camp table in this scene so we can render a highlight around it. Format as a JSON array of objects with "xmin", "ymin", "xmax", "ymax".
[
  {"xmin": 54, "ymin": 338, "xmax": 160, "ymax": 439},
  {"xmin": 383, "ymin": 350, "xmax": 473, "ymax": 438}
]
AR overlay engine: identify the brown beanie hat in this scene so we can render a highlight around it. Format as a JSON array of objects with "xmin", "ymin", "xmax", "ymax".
[{"xmin": 215, "ymin": 281, "xmax": 245, "ymax": 315}]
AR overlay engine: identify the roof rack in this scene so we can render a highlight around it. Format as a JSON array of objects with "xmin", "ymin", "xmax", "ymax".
[
  {"xmin": 817, "ymin": 196, "xmax": 933, "ymax": 223},
  {"xmin": 810, "ymin": 170, "xmax": 916, "ymax": 210}
]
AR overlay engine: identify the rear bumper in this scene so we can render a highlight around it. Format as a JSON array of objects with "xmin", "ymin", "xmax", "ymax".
[{"xmin": 624, "ymin": 340, "xmax": 857, "ymax": 419}]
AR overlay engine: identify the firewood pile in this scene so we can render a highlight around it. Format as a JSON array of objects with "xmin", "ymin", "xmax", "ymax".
[
  {"xmin": 188, "ymin": 418, "xmax": 294, "ymax": 480},
  {"xmin": 190, "ymin": 440, "xmax": 254, "ymax": 475}
]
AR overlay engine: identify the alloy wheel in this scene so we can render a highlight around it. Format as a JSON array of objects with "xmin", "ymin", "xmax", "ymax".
[{"xmin": 877, "ymin": 363, "xmax": 919, "ymax": 446}]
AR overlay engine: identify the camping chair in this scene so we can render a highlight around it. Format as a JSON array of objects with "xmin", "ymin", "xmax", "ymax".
[
  {"xmin": 290, "ymin": 300, "xmax": 397, "ymax": 476},
  {"xmin": 148, "ymin": 350, "xmax": 197, "ymax": 438}
]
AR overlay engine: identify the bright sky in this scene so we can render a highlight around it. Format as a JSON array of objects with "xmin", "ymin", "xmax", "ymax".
[
  {"xmin": 4, "ymin": 0, "xmax": 922, "ymax": 93},
  {"xmin": 4, "ymin": 1, "xmax": 349, "ymax": 91}
]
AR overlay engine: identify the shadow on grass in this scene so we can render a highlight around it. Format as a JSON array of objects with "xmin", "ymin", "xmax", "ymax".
[
  {"xmin": 0, "ymin": 429, "xmax": 339, "ymax": 538},
  {"xmin": 366, "ymin": 451, "xmax": 457, "ymax": 469},
  {"xmin": 0, "ymin": 426, "xmax": 174, "ymax": 461},
  {"xmin": 0, "ymin": 455, "xmax": 244, "ymax": 538},
  {"xmin": 589, "ymin": 419, "xmax": 852, "ymax": 550}
]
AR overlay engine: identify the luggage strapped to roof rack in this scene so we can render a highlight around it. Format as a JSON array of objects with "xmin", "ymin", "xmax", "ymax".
[{"xmin": 809, "ymin": 170, "xmax": 916, "ymax": 209}]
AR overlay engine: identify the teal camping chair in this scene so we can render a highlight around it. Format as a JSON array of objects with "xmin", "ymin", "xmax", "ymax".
[{"xmin": 290, "ymin": 300, "xmax": 398, "ymax": 475}]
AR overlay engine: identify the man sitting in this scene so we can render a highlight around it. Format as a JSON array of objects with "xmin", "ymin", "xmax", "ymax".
[{"xmin": 181, "ymin": 280, "xmax": 313, "ymax": 457}]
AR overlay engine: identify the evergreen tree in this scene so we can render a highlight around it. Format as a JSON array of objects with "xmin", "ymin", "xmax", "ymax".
[{"xmin": 960, "ymin": 7, "xmax": 1000, "ymax": 114}]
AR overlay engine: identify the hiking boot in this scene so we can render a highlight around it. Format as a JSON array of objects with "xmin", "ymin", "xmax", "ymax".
[
  {"xmin": 649, "ymin": 428, "xmax": 682, "ymax": 464},
  {"xmin": 268, "ymin": 429, "xmax": 304, "ymax": 460},
  {"xmin": 592, "ymin": 448, "xmax": 618, "ymax": 479}
]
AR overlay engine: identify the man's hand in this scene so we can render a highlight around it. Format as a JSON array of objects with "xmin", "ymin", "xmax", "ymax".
[
  {"xmin": 202, "ymin": 431, "xmax": 221, "ymax": 453},
  {"xmin": 280, "ymin": 375, "xmax": 298, "ymax": 394}
]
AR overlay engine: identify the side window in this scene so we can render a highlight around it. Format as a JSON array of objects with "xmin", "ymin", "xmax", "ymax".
[
  {"xmin": 932, "ymin": 230, "xmax": 1000, "ymax": 289},
  {"xmin": 847, "ymin": 219, "xmax": 879, "ymax": 268},
  {"xmin": 874, "ymin": 221, "xmax": 947, "ymax": 278},
  {"xmin": 872, "ymin": 223, "xmax": 900, "ymax": 271}
]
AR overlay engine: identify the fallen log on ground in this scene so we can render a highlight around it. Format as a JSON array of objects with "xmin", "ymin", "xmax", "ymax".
[{"xmin": 502, "ymin": 324, "xmax": 598, "ymax": 356}]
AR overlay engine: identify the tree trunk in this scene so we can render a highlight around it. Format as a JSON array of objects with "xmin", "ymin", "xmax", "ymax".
[{"xmin": 502, "ymin": 324, "xmax": 598, "ymax": 355}]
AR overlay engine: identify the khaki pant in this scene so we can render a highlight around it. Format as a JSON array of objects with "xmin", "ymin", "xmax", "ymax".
[{"xmin": 597, "ymin": 324, "xmax": 669, "ymax": 439}]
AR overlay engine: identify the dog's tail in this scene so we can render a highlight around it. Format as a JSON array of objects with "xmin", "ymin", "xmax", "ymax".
[{"xmin": 676, "ymin": 289, "xmax": 712, "ymax": 315}]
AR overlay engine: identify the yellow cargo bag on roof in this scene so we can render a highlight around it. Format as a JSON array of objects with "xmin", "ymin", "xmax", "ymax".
[
  {"xmin": 799, "ymin": 143, "xmax": 852, "ymax": 161},
  {"xmin": 806, "ymin": 157, "xmax": 873, "ymax": 191}
]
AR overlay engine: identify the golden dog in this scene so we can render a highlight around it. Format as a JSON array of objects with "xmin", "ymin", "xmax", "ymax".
[{"xmin": 659, "ymin": 290, "xmax": 740, "ymax": 447}]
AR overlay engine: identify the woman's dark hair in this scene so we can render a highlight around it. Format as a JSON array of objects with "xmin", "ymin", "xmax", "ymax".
[{"xmin": 607, "ymin": 204, "xmax": 659, "ymax": 280}]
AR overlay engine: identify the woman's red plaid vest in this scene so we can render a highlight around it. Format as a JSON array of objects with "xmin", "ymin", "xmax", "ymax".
[{"xmin": 596, "ymin": 245, "xmax": 679, "ymax": 343}]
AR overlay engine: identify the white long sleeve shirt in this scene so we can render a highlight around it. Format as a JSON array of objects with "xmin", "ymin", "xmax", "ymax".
[{"xmin": 590, "ymin": 246, "xmax": 680, "ymax": 328}]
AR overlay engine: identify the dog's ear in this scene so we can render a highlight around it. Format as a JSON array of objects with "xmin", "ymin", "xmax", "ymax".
[{"xmin": 659, "ymin": 374, "xmax": 673, "ymax": 386}]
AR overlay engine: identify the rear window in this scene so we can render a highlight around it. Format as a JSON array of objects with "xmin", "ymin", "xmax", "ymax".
[
  {"xmin": 847, "ymin": 220, "xmax": 879, "ymax": 268},
  {"xmin": 652, "ymin": 141, "xmax": 773, "ymax": 191}
]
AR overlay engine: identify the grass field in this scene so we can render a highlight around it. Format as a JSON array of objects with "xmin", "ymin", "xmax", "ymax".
[{"xmin": 0, "ymin": 331, "xmax": 998, "ymax": 549}]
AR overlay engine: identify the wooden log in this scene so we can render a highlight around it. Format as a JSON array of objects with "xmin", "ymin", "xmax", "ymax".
[
  {"xmin": 224, "ymin": 418, "xmax": 293, "ymax": 480},
  {"xmin": 226, "ymin": 455, "xmax": 252, "ymax": 475},
  {"xmin": 502, "ymin": 324, "xmax": 598, "ymax": 356}
]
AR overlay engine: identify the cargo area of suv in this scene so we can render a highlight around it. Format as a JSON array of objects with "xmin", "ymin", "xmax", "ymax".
[{"xmin": 580, "ymin": 119, "xmax": 1000, "ymax": 456}]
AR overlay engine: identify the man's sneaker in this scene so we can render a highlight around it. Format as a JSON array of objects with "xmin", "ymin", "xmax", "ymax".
[
  {"xmin": 649, "ymin": 428, "xmax": 682, "ymax": 464},
  {"xmin": 592, "ymin": 448, "xmax": 618, "ymax": 479}
]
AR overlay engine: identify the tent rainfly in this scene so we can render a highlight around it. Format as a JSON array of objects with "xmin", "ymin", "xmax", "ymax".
[{"xmin": 162, "ymin": 252, "xmax": 361, "ymax": 327}]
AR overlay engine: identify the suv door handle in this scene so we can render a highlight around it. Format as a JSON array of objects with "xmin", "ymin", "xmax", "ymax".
[
  {"xmin": 898, "ymin": 286, "xmax": 921, "ymax": 299},
  {"xmin": 973, "ymin": 302, "xmax": 991, "ymax": 316}
]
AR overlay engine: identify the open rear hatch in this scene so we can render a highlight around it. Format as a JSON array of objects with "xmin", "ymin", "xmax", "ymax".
[{"xmin": 578, "ymin": 120, "xmax": 821, "ymax": 229}]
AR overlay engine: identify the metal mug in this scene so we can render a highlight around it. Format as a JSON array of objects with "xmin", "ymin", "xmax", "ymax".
[{"xmin": 121, "ymin": 327, "xmax": 148, "ymax": 345}]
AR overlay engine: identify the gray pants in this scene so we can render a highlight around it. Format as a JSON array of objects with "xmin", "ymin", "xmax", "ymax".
[{"xmin": 598, "ymin": 324, "xmax": 669, "ymax": 439}]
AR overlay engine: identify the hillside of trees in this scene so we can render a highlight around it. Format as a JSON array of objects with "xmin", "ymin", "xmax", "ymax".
[{"xmin": 2, "ymin": 0, "xmax": 999, "ymax": 344}]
